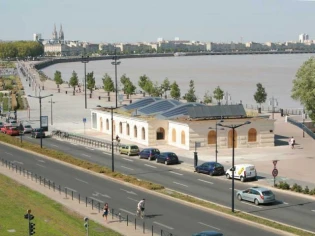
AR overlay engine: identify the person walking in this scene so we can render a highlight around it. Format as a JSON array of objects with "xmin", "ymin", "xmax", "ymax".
[
  {"xmin": 102, "ymin": 203, "xmax": 109, "ymax": 222},
  {"xmin": 291, "ymin": 137, "xmax": 295, "ymax": 149}
]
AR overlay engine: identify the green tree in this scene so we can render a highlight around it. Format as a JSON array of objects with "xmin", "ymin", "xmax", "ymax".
[
  {"xmin": 143, "ymin": 79, "xmax": 154, "ymax": 96},
  {"xmin": 120, "ymin": 74, "xmax": 129, "ymax": 93},
  {"xmin": 69, "ymin": 70, "xmax": 78, "ymax": 95},
  {"xmin": 138, "ymin": 74, "xmax": 149, "ymax": 91},
  {"xmin": 254, "ymin": 83, "xmax": 267, "ymax": 108},
  {"xmin": 102, "ymin": 73, "xmax": 115, "ymax": 94},
  {"xmin": 213, "ymin": 86, "xmax": 224, "ymax": 104},
  {"xmin": 124, "ymin": 80, "xmax": 136, "ymax": 100},
  {"xmin": 161, "ymin": 77, "xmax": 171, "ymax": 97},
  {"xmin": 184, "ymin": 80, "xmax": 197, "ymax": 102},
  {"xmin": 151, "ymin": 82, "xmax": 163, "ymax": 97},
  {"xmin": 292, "ymin": 57, "xmax": 315, "ymax": 121},
  {"xmin": 203, "ymin": 90, "xmax": 212, "ymax": 104},
  {"xmin": 54, "ymin": 70, "xmax": 63, "ymax": 88},
  {"xmin": 170, "ymin": 81, "xmax": 181, "ymax": 100},
  {"xmin": 87, "ymin": 72, "xmax": 95, "ymax": 95}
]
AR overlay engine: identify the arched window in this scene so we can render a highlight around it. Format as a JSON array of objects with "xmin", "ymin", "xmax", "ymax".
[
  {"xmin": 106, "ymin": 119, "xmax": 109, "ymax": 130},
  {"xmin": 126, "ymin": 124, "xmax": 130, "ymax": 136},
  {"xmin": 100, "ymin": 117, "xmax": 103, "ymax": 131},
  {"xmin": 134, "ymin": 125, "xmax": 137, "ymax": 138},
  {"xmin": 248, "ymin": 128, "xmax": 257, "ymax": 142},
  {"xmin": 181, "ymin": 131, "xmax": 185, "ymax": 145},
  {"xmin": 156, "ymin": 127, "xmax": 165, "ymax": 140},
  {"xmin": 208, "ymin": 130, "xmax": 216, "ymax": 144},
  {"xmin": 172, "ymin": 128, "xmax": 176, "ymax": 142},
  {"xmin": 142, "ymin": 127, "xmax": 145, "ymax": 140},
  {"xmin": 119, "ymin": 122, "xmax": 123, "ymax": 134}
]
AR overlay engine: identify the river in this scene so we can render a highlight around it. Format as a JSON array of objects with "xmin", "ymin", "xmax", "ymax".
[{"xmin": 42, "ymin": 54, "xmax": 314, "ymax": 109}]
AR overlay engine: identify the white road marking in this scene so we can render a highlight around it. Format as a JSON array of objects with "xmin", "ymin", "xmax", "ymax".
[
  {"xmin": 282, "ymin": 202, "xmax": 289, "ymax": 205},
  {"xmin": 144, "ymin": 164, "xmax": 157, "ymax": 168},
  {"xmin": 37, "ymin": 160, "xmax": 45, "ymax": 163},
  {"xmin": 120, "ymin": 208, "xmax": 135, "ymax": 216},
  {"xmin": 229, "ymin": 188, "xmax": 241, "ymax": 191},
  {"xmin": 89, "ymin": 197, "xmax": 104, "ymax": 203},
  {"xmin": 5, "ymin": 152, "xmax": 13, "ymax": 156},
  {"xmin": 198, "ymin": 222, "xmax": 221, "ymax": 231},
  {"xmin": 123, "ymin": 158, "xmax": 134, "ymax": 162},
  {"xmin": 92, "ymin": 192, "xmax": 111, "ymax": 199},
  {"xmin": 81, "ymin": 154, "xmax": 91, "ymax": 158},
  {"xmin": 65, "ymin": 187, "xmax": 77, "ymax": 192},
  {"xmin": 85, "ymin": 147, "xmax": 94, "ymax": 151},
  {"xmin": 12, "ymin": 161, "xmax": 24, "ymax": 165},
  {"xmin": 36, "ymin": 164, "xmax": 46, "ymax": 168},
  {"xmin": 50, "ymin": 144, "xmax": 59, "ymax": 148},
  {"xmin": 71, "ymin": 143, "xmax": 78, "ymax": 146},
  {"xmin": 198, "ymin": 179, "xmax": 214, "ymax": 185},
  {"xmin": 127, "ymin": 197, "xmax": 139, "ymax": 202},
  {"xmin": 241, "ymin": 202, "xmax": 262, "ymax": 208},
  {"xmin": 170, "ymin": 171, "xmax": 183, "ymax": 176},
  {"xmin": 311, "ymin": 210, "xmax": 315, "ymax": 212},
  {"xmin": 153, "ymin": 221, "xmax": 174, "ymax": 230},
  {"xmin": 120, "ymin": 189, "xmax": 137, "ymax": 195},
  {"xmin": 75, "ymin": 178, "xmax": 88, "ymax": 184},
  {"xmin": 121, "ymin": 166, "xmax": 134, "ymax": 171},
  {"xmin": 173, "ymin": 182, "xmax": 188, "ymax": 187}
]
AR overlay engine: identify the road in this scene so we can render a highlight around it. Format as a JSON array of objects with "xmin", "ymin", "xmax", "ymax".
[
  {"xmin": 12, "ymin": 135, "xmax": 315, "ymax": 233},
  {"xmin": 0, "ymin": 142, "xmax": 283, "ymax": 236}
]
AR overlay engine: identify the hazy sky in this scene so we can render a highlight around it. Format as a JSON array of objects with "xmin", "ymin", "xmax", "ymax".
[{"xmin": 1, "ymin": 0, "xmax": 315, "ymax": 43}]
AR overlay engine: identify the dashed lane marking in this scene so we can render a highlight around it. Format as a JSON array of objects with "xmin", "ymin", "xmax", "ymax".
[
  {"xmin": 120, "ymin": 208, "xmax": 135, "ymax": 216},
  {"xmin": 198, "ymin": 222, "xmax": 220, "ymax": 231},
  {"xmin": 198, "ymin": 179, "xmax": 214, "ymax": 185},
  {"xmin": 75, "ymin": 178, "xmax": 88, "ymax": 184},
  {"xmin": 144, "ymin": 164, "xmax": 157, "ymax": 168},
  {"xmin": 36, "ymin": 164, "xmax": 46, "ymax": 168},
  {"xmin": 123, "ymin": 158, "xmax": 134, "ymax": 162},
  {"xmin": 65, "ymin": 187, "xmax": 77, "ymax": 192},
  {"xmin": 81, "ymin": 154, "xmax": 91, "ymax": 158},
  {"xmin": 5, "ymin": 152, "xmax": 13, "ymax": 156},
  {"xmin": 127, "ymin": 197, "xmax": 139, "ymax": 202},
  {"xmin": 241, "ymin": 201, "xmax": 262, "ymax": 208},
  {"xmin": 170, "ymin": 171, "xmax": 183, "ymax": 176},
  {"xmin": 173, "ymin": 182, "xmax": 188, "ymax": 187},
  {"xmin": 153, "ymin": 221, "xmax": 174, "ymax": 230},
  {"xmin": 121, "ymin": 166, "xmax": 134, "ymax": 171}
]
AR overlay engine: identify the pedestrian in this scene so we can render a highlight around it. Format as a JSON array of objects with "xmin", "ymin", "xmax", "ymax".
[
  {"xmin": 102, "ymin": 203, "xmax": 109, "ymax": 222},
  {"xmin": 291, "ymin": 136, "xmax": 295, "ymax": 149}
]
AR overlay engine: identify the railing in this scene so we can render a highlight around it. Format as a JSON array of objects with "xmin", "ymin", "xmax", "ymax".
[
  {"xmin": 0, "ymin": 158, "xmax": 177, "ymax": 236},
  {"xmin": 287, "ymin": 117, "xmax": 315, "ymax": 140}
]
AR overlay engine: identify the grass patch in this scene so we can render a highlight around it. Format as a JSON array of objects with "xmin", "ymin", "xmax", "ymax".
[{"xmin": 0, "ymin": 173, "xmax": 122, "ymax": 236}]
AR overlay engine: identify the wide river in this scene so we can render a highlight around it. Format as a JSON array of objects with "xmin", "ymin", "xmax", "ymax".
[{"xmin": 42, "ymin": 54, "xmax": 314, "ymax": 109}]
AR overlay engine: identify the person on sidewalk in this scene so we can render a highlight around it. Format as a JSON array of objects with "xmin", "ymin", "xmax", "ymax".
[
  {"xmin": 102, "ymin": 203, "xmax": 109, "ymax": 222},
  {"xmin": 291, "ymin": 137, "xmax": 295, "ymax": 149}
]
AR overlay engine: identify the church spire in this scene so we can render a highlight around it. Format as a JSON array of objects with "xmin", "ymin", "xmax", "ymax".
[
  {"xmin": 59, "ymin": 24, "xmax": 64, "ymax": 41},
  {"xmin": 52, "ymin": 23, "xmax": 58, "ymax": 40}
]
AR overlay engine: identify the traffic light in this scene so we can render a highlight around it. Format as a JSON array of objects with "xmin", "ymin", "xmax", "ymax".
[
  {"xmin": 24, "ymin": 214, "xmax": 34, "ymax": 220},
  {"xmin": 24, "ymin": 210, "xmax": 35, "ymax": 235},
  {"xmin": 29, "ymin": 222, "xmax": 35, "ymax": 235}
]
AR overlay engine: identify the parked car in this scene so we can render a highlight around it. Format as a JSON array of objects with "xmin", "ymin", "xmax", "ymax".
[
  {"xmin": 139, "ymin": 148, "xmax": 160, "ymax": 160},
  {"xmin": 225, "ymin": 164, "xmax": 257, "ymax": 182},
  {"xmin": 8, "ymin": 119, "xmax": 18, "ymax": 127},
  {"xmin": 31, "ymin": 128, "xmax": 46, "ymax": 138},
  {"xmin": 23, "ymin": 124, "xmax": 33, "ymax": 134},
  {"xmin": 6, "ymin": 127, "xmax": 20, "ymax": 136},
  {"xmin": 156, "ymin": 152, "xmax": 179, "ymax": 165},
  {"xmin": 119, "ymin": 144, "xmax": 140, "ymax": 156},
  {"xmin": 195, "ymin": 162, "xmax": 225, "ymax": 176},
  {"xmin": 1, "ymin": 125, "xmax": 12, "ymax": 134},
  {"xmin": 236, "ymin": 187, "xmax": 276, "ymax": 205},
  {"xmin": 192, "ymin": 231, "xmax": 223, "ymax": 236},
  {"xmin": 0, "ymin": 121, "xmax": 4, "ymax": 129}
]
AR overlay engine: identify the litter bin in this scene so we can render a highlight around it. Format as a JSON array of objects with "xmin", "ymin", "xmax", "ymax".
[{"xmin": 194, "ymin": 152, "xmax": 198, "ymax": 167}]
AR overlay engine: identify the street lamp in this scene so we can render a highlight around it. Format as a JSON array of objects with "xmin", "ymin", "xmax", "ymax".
[
  {"xmin": 217, "ymin": 120, "xmax": 251, "ymax": 213},
  {"xmin": 28, "ymin": 94, "xmax": 53, "ymax": 148},
  {"xmin": 48, "ymin": 98, "xmax": 55, "ymax": 125},
  {"xmin": 208, "ymin": 118, "xmax": 224, "ymax": 163},
  {"xmin": 111, "ymin": 47, "xmax": 121, "ymax": 108},
  {"xmin": 110, "ymin": 106, "xmax": 115, "ymax": 172},
  {"xmin": 81, "ymin": 49, "xmax": 89, "ymax": 109}
]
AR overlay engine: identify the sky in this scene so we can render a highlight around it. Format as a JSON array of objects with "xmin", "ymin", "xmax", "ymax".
[{"xmin": 1, "ymin": 0, "xmax": 315, "ymax": 43}]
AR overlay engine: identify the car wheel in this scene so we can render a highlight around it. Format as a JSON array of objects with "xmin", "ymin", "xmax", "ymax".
[
  {"xmin": 209, "ymin": 171, "xmax": 214, "ymax": 176},
  {"xmin": 156, "ymin": 158, "xmax": 158, "ymax": 163},
  {"xmin": 139, "ymin": 155, "xmax": 142, "ymax": 159},
  {"xmin": 240, "ymin": 176, "xmax": 245, "ymax": 182},
  {"xmin": 165, "ymin": 160, "xmax": 168, "ymax": 165},
  {"xmin": 254, "ymin": 199, "xmax": 259, "ymax": 205},
  {"xmin": 237, "ymin": 194, "xmax": 242, "ymax": 201},
  {"xmin": 226, "ymin": 174, "xmax": 230, "ymax": 179},
  {"xmin": 148, "ymin": 157, "xmax": 152, "ymax": 161},
  {"xmin": 196, "ymin": 168, "xmax": 200, "ymax": 173}
]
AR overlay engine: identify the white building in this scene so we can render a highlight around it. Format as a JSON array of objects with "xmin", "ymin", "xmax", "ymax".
[
  {"xmin": 33, "ymin": 33, "xmax": 42, "ymax": 42},
  {"xmin": 299, "ymin": 33, "xmax": 309, "ymax": 43}
]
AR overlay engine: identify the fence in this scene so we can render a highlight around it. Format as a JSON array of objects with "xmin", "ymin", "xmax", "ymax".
[
  {"xmin": 0, "ymin": 158, "xmax": 177, "ymax": 236},
  {"xmin": 287, "ymin": 117, "xmax": 315, "ymax": 140}
]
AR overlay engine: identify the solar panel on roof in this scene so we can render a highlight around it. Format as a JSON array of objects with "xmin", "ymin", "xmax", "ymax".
[
  {"xmin": 123, "ymin": 97, "xmax": 156, "ymax": 110},
  {"xmin": 187, "ymin": 104, "xmax": 246, "ymax": 119},
  {"xmin": 138, "ymin": 100, "xmax": 176, "ymax": 115}
]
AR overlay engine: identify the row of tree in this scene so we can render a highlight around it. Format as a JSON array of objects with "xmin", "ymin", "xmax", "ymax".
[{"xmin": 0, "ymin": 41, "xmax": 44, "ymax": 59}]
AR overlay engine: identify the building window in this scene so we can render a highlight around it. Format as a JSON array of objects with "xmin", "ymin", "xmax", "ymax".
[
  {"xmin": 106, "ymin": 119, "xmax": 109, "ymax": 130},
  {"xmin": 119, "ymin": 122, "xmax": 123, "ymax": 134},
  {"xmin": 100, "ymin": 117, "xmax": 103, "ymax": 131},
  {"xmin": 181, "ymin": 131, "xmax": 185, "ymax": 145},
  {"xmin": 126, "ymin": 124, "xmax": 130, "ymax": 136},
  {"xmin": 134, "ymin": 125, "xmax": 137, "ymax": 138},
  {"xmin": 92, "ymin": 113, "xmax": 97, "ymax": 129},
  {"xmin": 172, "ymin": 128, "xmax": 176, "ymax": 142},
  {"xmin": 156, "ymin": 127, "xmax": 165, "ymax": 140},
  {"xmin": 208, "ymin": 130, "xmax": 216, "ymax": 144},
  {"xmin": 248, "ymin": 128, "xmax": 257, "ymax": 142},
  {"xmin": 142, "ymin": 127, "xmax": 145, "ymax": 140}
]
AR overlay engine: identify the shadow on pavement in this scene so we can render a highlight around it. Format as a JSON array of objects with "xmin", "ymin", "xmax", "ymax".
[
  {"xmin": 274, "ymin": 134, "xmax": 289, "ymax": 146},
  {"xmin": 145, "ymin": 214, "xmax": 163, "ymax": 219}
]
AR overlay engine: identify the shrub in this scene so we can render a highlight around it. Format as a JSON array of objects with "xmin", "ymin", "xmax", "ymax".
[
  {"xmin": 278, "ymin": 181, "xmax": 290, "ymax": 190},
  {"xmin": 309, "ymin": 188, "xmax": 315, "ymax": 195},
  {"xmin": 303, "ymin": 186, "xmax": 310, "ymax": 194},
  {"xmin": 291, "ymin": 183, "xmax": 303, "ymax": 193}
]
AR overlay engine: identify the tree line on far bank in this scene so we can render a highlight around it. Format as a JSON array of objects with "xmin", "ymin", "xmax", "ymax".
[{"xmin": 0, "ymin": 41, "xmax": 44, "ymax": 59}]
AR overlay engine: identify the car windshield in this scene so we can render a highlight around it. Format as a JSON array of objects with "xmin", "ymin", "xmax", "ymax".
[
  {"xmin": 215, "ymin": 163, "xmax": 223, "ymax": 168},
  {"xmin": 131, "ymin": 146, "xmax": 138, "ymax": 149},
  {"xmin": 262, "ymin": 190, "xmax": 273, "ymax": 196},
  {"xmin": 10, "ymin": 121, "xmax": 17, "ymax": 123},
  {"xmin": 24, "ymin": 125, "xmax": 31, "ymax": 128}
]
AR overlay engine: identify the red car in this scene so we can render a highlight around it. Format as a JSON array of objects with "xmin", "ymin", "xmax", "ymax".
[
  {"xmin": 6, "ymin": 127, "xmax": 20, "ymax": 136},
  {"xmin": 1, "ymin": 125, "xmax": 12, "ymax": 134}
]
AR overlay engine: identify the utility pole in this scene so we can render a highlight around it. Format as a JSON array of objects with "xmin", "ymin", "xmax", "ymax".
[
  {"xmin": 81, "ymin": 49, "xmax": 89, "ymax": 109},
  {"xmin": 224, "ymin": 92, "xmax": 231, "ymax": 105},
  {"xmin": 111, "ymin": 47, "xmax": 121, "ymax": 108},
  {"xmin": 111, "ymin": 107, "xmax": 114, "ymax": 172}
]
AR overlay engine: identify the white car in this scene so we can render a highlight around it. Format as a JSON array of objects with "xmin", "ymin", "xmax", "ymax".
[
  {"xmin": 23, "ymin": 124, "xmax": 33, "ymax": 134},
  {"xmin": 225, "ymin": 164, "xmax": 257, "ymax": 182}
]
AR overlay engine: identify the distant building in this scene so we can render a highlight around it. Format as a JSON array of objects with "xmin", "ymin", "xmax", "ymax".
[
  {"xmin": 299, "ymin": 33, "xmax": 309, "ymax": 43},
  {"xmin": 33, "ymin": 33, "xmax": 42, "ymax": 42}
]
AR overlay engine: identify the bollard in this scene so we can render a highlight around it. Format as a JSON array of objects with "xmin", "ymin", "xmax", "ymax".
[
  {"xmin": 35, "ymin": 174, "xmax": 37, "ymax": 183},
  {"xmin": 152, "ymin": 225, "xmax": 153, "ymax": 236},
  {"xmin": 44, "ymin": 178, "xmax": 46, "ymax": 187},
  {"xmin": 39, "ymin": 176, "xmax": 42, "ymax": 185},
  {"xmin": 98, "ymin": 202, "xmax": 100, "ymax": 213},
  {"xmin": 27, "ymin": 171, "xmax": 29, "ymax": 179},
  {"xmin": 143, "ymin": 221, "xmax": 145, "ymax": 233},
  {"xmin": 79, "ymin": 194, "xmax": 80, "ymax": 203},
  {"xmin": 53, "ymin": 182, "xmax": 55, "ymax": 191},
  {"xmin": 59, "ymin": 185, "xmax": 61, "ymax": 194},
  {"xmin": 65, "ymin": 188, "xmax": 67, "ymax": 198},
  {"xmin": 119, "ymin": 212, "xmax": 121, "ymax": 222},
  {"xmin": 5, "ymin": 160, "xmax": 7, "ymax": 167},
  {"xmin": 49, "ymin": 180, "xmax": 50, "ymax": 189},
  {"xmin": 31, "ymin": 172, "xmax": 33, "ymax": 181},
  {"xmin": 20, "ymin": 166, "xmax": 21, "ymax": 174},
  {"xmin": 86, "ymin": 197, "xmax": 88, "ymax": 207},
  {"xmin": 23, "ymin": 168, "xmax": 25, "ymax": 176},
  {"xmin": 127, "ymin": 215, "xmax": 128, "ymax": 226},
  {"xmin": 8, "ymin": 162, "xmax": 10, "ymax": 170},
  {"xmin": 161, "ymin": 229, "xmax": 162, "ymax": 236},
  {"xmin": 135, "ymin": 218, "xmax": 136, "ymax": 230},
  {"xmin": 112, "ymin": 209, "xmax": 114, "ymax": 220},
  {"xmin": 71, "ymin": 190, "xmax": 73, "ymax": 200},
  {"xmin": 92, "ymin": 199, "xmax": 94, "ymax": 210}
]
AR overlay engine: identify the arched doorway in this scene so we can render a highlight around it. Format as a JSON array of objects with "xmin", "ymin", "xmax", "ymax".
[
  {"xmin": 134, "ymin": 125, "xmax": 137, "ymax": 138},
  {"xmin": 181, "ymin": 131, "xmax": 186, "ymax": 145},
  {"xmin": 126, "ymin": 124, "xmax": 130, "ymax": 136},
  {"xmin": 228, "ymin": 130, "xmax": 237, "ymax": 148},
  {"xmin": 208, "ymin": 130, "xmax": 216, "ymax": 144},
  {"xmin": 248, "ymin": 128, "xmax": 257, "ymax": 142},
  {"xmin": 156, "ymin": 127, "xmax": 165, "ymax": 140},
  {"xmin": 142, "ymin": 127, "xmax": 145, "ymax": 140},
  {"xmin": 100, "ymin": 117, "xmax": 103, "ymax": 131},
  {"xmin": 119, "ymin": 122, "xmax": 123, "ymax": 134},
  {"xmin": 172, "ymin": 128, "xmax": 176, "ymax": 142},
  {"xmin": 106, "ymin": 119, "xmax": 109, "ymax": 130}
]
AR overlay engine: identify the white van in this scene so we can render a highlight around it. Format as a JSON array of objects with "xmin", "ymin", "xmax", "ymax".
[{"xmin": 225, "ymin": 164, "xmax": 257, "ymax": 182}]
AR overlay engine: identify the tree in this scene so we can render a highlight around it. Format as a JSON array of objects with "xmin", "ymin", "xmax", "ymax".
[
  {"xmin": 138, "ymin": 74, "xmax": 149, "ymax": 91},
  {"xmin": 203, "ymin": 90, "xmax": 212, "ymax": 104},
  {"xmin": 170, "ymin": 81, "xmax": 181, "ymax": 100},
  {"xmin": 124, "ymin": 80, "xmax": 136, "ymax": 100},
  {"xmin": 87, "ymin": 72, "xmax": 95, "ymax": 96},
  {"xmin": 292, "ymin": 57, "xmax": 315, "ymax": 122},
  {"xmin": 54, "ymin": 70, "xmax": 63, "ymax": 88},
  {"xmin": 143, "ymin": 79, "xmax": 154, "ymax": 96},
  {"xmin": 102, "ymin": 73, "xmax": 115, "ymax": 94},
  {"xmin": 254, "ymin": 83, "xmax": 267, "ymax": 108},
  {"xmin": 69, "ymin": 70, "xmax": 78, "ymax": 95},
  {"xmin": 151, "ymin": 81, "xmax": 163, "ymax": 97},
  {"xmin": 120, "ymin": 74, "xmax": 129, "ymax": 93},
  {"xmin": 184, "ymin": 80, "xmax": 197, "ymax": 102},
  {"xmin": 161, "ymin": 77, "xmax": 171, "ymax": 98},
  {"xmin": 213, "ymin": 86, "xmax": 224, "ymax": 104}
]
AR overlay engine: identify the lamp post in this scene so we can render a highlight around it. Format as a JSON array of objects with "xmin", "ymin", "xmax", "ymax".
[
  {"xmin": 81, "ymin": 49, "xmax": 89, "ymax": 109},
  {"xmin": 217, "ymin": 121, "xmax": 251, "ymax": 213},
  {"xmin": 48, "ymin": 98, "xmax": 55, "ymax": 125},
  {"xmin": 28, "ymin": 94, "xmax": 53, "ymax": 148},
  {"xmin": 110, "ymin": 106, "xmax": 115, "ymax": 172},
  {"xmin": 208, "ymin": 118, "xmax": 224, "ymax": 163},
  {"xmin": 111, "ymin": 47, "xmax": 121, "ymax": 108}
]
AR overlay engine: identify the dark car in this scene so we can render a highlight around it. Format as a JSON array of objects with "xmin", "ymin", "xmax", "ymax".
[
  {"xmin": 139, "ymin": 148, "xmax": 160, "ymax": 160},
  {"xmin": 31, "ymin": 128, "xmax": 46, "ymax": 138},
  {"xmin": 192, "ymin": 231, "xmax": 223, "ymax": 236},
  {"xmin": 195, "ymin": 162, "xmax": 225, "ymax": 176},
  {"xmin": 156, "ymin": 152, "xmax": 179, "ymax": 165}
]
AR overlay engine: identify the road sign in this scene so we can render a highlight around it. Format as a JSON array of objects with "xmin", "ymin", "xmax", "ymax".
[
  {"xmin": 272, "ymin": 160, "xmax": 278, "ymax": 166},
  {"xmin": 83, "ymin": 118, "xmax": 86, "ymax": 123},
  {"xmin": 272, "ymin": 168, "xmax": 278, "ymax": 177}
]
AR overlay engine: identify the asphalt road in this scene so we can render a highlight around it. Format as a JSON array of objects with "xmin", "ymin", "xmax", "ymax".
[
  {"xmin": 14, "ymin": 135, "xmax": 315, "ymax": 232},
  {"xmin": 0, "ymin": 142, "xmax": 283, "ymax": 236}
]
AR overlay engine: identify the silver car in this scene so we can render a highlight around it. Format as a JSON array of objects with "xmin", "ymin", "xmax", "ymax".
[
  {"xmin": 236, "ymin": 187, "xmax": 276, "ymax": 205},
  {"xmin": 23, "ymin": 124, "xmax": 33, "ymax": 134}
]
